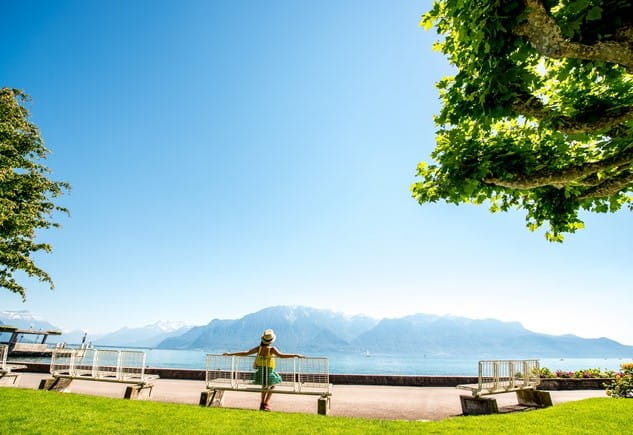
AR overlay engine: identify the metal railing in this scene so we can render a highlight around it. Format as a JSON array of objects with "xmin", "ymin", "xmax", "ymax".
[
  {"xmin": 50, "ymin": 348, "xmax": 156, "ymax": 383},
  {"xmin": 458, "ymin": 359, "xmax": 540, "ymax": 397},
  {"xmin": 205, "ymin": 354, "xmax": 331, "ymax": 396}
]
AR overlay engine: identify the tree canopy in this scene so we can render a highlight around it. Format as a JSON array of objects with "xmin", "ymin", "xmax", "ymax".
[
  {"xmin": 0, "ymin": 88, "xmax": 69, "ymax": 299},
  {"xmin": 412, "ymin": 0, "xmax": 633, "ymax": 241}
]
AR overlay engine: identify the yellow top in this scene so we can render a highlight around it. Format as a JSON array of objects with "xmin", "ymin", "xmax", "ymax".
[{"xmin": 255, "ymin": 346, "xmax": 276, "ymax": 369}]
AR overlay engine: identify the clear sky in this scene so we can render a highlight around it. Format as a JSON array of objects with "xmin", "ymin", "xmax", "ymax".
[{"xmin": 1, "ymin": 0, "xmax": 631, "ymax": 345}]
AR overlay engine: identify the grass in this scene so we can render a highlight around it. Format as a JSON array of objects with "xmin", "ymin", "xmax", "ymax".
[{"xmin": 1, "ymin": 388, "xmax": 632, "ymax": 434}]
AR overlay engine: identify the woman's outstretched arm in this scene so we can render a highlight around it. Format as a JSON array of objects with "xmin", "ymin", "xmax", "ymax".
[
  {"xmin": 223, "ymin": 346, "xmax": 259, "ymax": 356},
  {"xmin": 271, "ymin": 347, "xmax": 304, "ymax": 358}
]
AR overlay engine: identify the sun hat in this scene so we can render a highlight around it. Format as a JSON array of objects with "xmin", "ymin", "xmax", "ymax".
[{"xmin": 261, "ymin": 329, "xmax": 276, "ymax": 344}]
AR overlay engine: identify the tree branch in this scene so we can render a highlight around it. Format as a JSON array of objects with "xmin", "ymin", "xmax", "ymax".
[
  {"xmin": 515, "ymin": 0, "xmax": 633, "ymax": 72},
  {"xmin": 512, "ymin": 96, "xmax": 633, "ymax": 134},
  {"xmin": 578, "ymin": 171, "xmax": 633, "ymax": 199},
  {"xmin": 484, "ymin": 147, "xmax": 633, "ymax": 189}
]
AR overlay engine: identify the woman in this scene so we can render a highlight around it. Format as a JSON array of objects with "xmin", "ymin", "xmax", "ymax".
[{"xmin": 223, "ymin": 329, "xmax": 304, "ymax": 411}]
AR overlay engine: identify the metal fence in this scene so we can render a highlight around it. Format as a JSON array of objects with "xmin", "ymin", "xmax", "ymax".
[
  {"xmin": 205, "ymin": 354, "xmax": 331, "ymax": 395},
  {"xmin": 50, "ymin": 348, "xmax": 76, "ymax": 376},
  {"xmin": 458, "ymin": 359, "xmax": 540, "ymax": 396},
  {"xmin": 50, "ymin": 348, "xmax": 153, "ymax": 382}
]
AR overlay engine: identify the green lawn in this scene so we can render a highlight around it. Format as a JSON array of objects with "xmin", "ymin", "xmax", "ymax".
[{"xmin": 1, "ymin": 388, "xmax": 632, "ymax": 434}]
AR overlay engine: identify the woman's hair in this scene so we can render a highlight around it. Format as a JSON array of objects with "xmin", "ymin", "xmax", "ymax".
[{"xmin": 260, "ymin": 341, "xmax": 271, "ymax": 346}]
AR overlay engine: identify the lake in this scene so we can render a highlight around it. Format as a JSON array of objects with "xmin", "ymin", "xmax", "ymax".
[{"xmin": 13, "ymin": 348, "xmax": 631, "ymax": 375}]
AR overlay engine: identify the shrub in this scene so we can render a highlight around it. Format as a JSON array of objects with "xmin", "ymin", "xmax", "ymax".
[
  {"xmin": 606, "ymin": 362, "xmax": 633, "ymax": 398},
  {"xmin": 538, "ymin": 367, "xmax": 618, "ymax": 379}
]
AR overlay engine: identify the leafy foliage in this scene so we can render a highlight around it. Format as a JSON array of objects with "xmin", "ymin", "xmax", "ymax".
[
  {"xmin": 538, "ymin": 366, "xmax": 619, "ymax": 378},
  {"xmin": 606, "ymin": 362, "xmax": 633, "ymax": 398},
  {"xmin": 413, "ymin": 0, "xmax": 633, "ymax": 241},
  {"xmin": 0, "ymin": 88, "xmax": 69, "ymax": 299}
]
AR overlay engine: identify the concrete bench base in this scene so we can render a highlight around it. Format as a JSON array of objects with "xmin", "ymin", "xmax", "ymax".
[
  {"xmin": 516, "ymin": 389, "xmax": 553, "ymax": 407},
  {"xmin": 200, "ymin": 388, "xmax": 331, "ymax": 415},
  {"xmin": 199, "ymin": 389, "xmax": 225, "ymax": 407},
  {"xmin": 38, "ymin": 376, "xmax": 154, "ymax": 399},
  {"xmin": 460, "ymin": 395, "xmax": 499, "ymax": 415},
  {"xmin": 460, "ymin": 390, "xmax": 552, "ymax": 416},
  {"xmin": 0, "ymin": 372, "xmax": 20, "ymax": 386}
]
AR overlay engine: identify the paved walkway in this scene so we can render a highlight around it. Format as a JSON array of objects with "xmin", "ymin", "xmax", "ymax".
[{"xmin": 9, "ymin": 373, "xmax": 606, "ymax": 421}]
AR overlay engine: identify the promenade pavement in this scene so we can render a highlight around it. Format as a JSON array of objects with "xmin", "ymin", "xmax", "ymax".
[{"xmin": 11, "ymin": 372, "xmax": 606, "ymax": 421}]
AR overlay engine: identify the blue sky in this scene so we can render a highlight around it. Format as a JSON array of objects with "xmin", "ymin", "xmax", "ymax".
[{"xmin": 1, "ymin": 1, "xmax": 632, "ymax": 345}]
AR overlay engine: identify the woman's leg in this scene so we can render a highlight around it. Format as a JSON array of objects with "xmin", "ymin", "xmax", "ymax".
[{"xmin": 262, "ymin": 387, "xmax": 275, "ymax": 411}]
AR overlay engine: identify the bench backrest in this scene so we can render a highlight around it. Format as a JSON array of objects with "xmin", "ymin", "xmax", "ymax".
[
  {"xmin": 51, "ymin": 348, "xmax": 148, "ymax": 381},
  {"xmin": 477, "ymin": 359, "xmax": 540, "ymax": 394},
  {"xmin": 205, "ymin": 354, "xmax": 330, "ymax": 394}
]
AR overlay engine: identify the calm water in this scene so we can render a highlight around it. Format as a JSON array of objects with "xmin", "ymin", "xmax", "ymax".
[{"xmin": 14, "ymin": 348, "xmax": 631, "ymax": 375}]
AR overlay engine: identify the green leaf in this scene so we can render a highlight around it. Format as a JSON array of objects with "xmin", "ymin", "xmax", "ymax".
[{"xmin": 586, "ymin": 6, "xmax": 602, "ymax": 21}]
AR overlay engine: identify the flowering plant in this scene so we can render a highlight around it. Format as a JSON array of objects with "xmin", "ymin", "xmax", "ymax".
[
  {"xmin": 538, "ymin": 367, "xmax": 618, "ymax": 379},
  {"xmin": 606, "ymin": 362, "xmax": 633, "ymax": 398}
]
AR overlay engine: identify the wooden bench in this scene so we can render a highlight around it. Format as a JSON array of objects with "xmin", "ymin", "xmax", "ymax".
[
  {"xmin": 457, "ymin": 359, "xmax": 552, "ymax": 415},
  {"xmin": 0, "ymin": 344, "xmax": 26, "ymax": 385},
  {"xmin": 200, "ymin": 354, "xmax": 332, "ymax": 415},
  {"xmin": 39, "ymin": 348, "xmax": 159, "ymax": 399}
]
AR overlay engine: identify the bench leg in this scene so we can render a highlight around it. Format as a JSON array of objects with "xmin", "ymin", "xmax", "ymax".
[
  {"xmin": 210, "ymin": 390, "xmax": 224, "ymax": 407},
  {"xmin": 39, "ymin": 377, "xmax": 73, "ymax": 393},
  {"xmin": 460, "ymin": 395, "xmax": 498, "ymax": 415},
  {"xmin": 124, "ymin": 385, "xmax": 140, "ymax": 399},
  {"xmin": 200, "ymin": 390, "xmax": 224, "ymax": 407},
  {"xmin": 199, "ymin": 390, "xmax": 213, "ymax": 406},
  {"xmin": 516, "ymin": 389, "xmax": 553, "ymax": 408},
  {"xmin": 318, "ymin": 396, "xmax": 330, "ymax": 416},
  {"xmin": 124, "ymin": 384, "xmax": 153, "ymax": 399}
]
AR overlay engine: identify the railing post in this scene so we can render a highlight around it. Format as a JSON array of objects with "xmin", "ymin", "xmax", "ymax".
[
  {"xmin": 231, "ymin": 356, "xmax": 236, "ymax": 389},
  {"xmin": 139, "ymin": 352, "xmax": 146, "ymax": 381},
  {"xmin": 478, "ymin": 361, "xmax": 484, "ymax": 392},
  {"xmin": 295, "ymin": 357, "xmax": 301, "ymax": 392},
  {"xmin": 116, "ymin": 351, "xmax": 123, "ymax": 381}
]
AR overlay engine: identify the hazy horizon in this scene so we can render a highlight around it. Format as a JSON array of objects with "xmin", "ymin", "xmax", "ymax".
[{"xmin": 3, "ymin": 305, "xmax": 632, "ymax": 348}]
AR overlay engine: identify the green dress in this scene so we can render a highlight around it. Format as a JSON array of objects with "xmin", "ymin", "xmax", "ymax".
[{"xmin": 253, "ymin": 366, "xmax": 282, "ymax": 386}]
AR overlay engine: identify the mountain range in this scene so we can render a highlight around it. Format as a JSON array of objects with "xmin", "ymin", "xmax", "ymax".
[
  {"xmin": 3, "ymin": 307, "xmax": 632, "ymax": 358},
  {"xmin": 157, "ymin": 306, "xmax": 633, "ymax": 358},
  {"xmin": 0, "ymin": 310, "xmax": 59, "ymax": 331},
  {"xmin": 158, "ymin": 306, "xmax": 378, "ymax": 352},
  {"xmin": 0, "ymin": 311, "xmax": 194, "ymax": 347},
  {"xmin": 94, "ymin": 321, "xmax": 192, "ymax": 348}
]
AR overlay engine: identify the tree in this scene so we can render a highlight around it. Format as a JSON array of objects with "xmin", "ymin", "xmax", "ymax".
[
  {"xmin": 0, "ymin": 88, "xmax": 69, "ymax": 299},
  {"xmin": 412, "ymin": 0, "xmax": 633, "ymax": 241}
]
